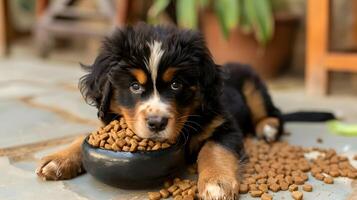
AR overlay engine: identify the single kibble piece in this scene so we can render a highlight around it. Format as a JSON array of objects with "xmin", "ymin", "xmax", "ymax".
[
  {"xmin": 269, "ymin": 183, "xmax": 280, "ymax": 192},
  {"xmin": 293, "ymin": 176, "xmax": 305, "ymax": 185},
  {"xmin": 239, "ymin": 184, "xmax": 249, "ymax": 194},
  {"xmin": 279, "ymin": 181, "xmax": 289, "ymax": 191},
  {"xmin": 261, "ymin": 193, "xmax": 273, "ymax": 200},
  {"xmin": 172, "ymin": 188, "xmax": 183, "ymax": 197},
  {"xmin": 289, "ymin": 184, "xmax": 298, "ymax": 192},
  {"xmin": 323, "ymin": 177, "xmax": 334, "ymax": 184},
  {"xmin": 148, "ymin": 192, "xmax": 161, "ymax": 200},
  {"xmin": 159, "ymin": 189, "xmax": 170, "ymax": 198},
  {"xmin": 174, "ymin": 195, "xmax": 183, "ymax": 200},
  {"xmin": 258, "ymin": 184, "xmax": 268, "ymax": 192},
  {"xmin": 291, "ymin": 191, "xmax": 303, "ymax": 200},
  {"xmin": 250, "ymin": 190, "xmax": 263, "ymax": 197},
  {"xmin": 314, "ymin": 173, "xmax": 325, "ymax": 181},
  {"xmin": 167, "ymin": 185, "xmax": 178, "ymax": 193},
  {"xmin": 182, "ymin": 196, "xmax": 194, "ymax": 200},
  {"xmin": 302, "ymin": 184, "xmax": 313, "ymax": 192}
]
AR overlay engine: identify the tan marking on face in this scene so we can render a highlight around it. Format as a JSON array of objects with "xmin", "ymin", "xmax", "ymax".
[
  {"xmin": 130, "ymin": 69, "xmax": 147, "ymax": 85},
  {"xmin": 162, "ymin": 67, "xmax": 178, "ymax": 82},
  {"xmin": 197, "ymin": 141, "xmax": 240, "ymax": 199},
  {"xmin": 109, "ymin": 99, "xmax": 136, "ymax": 131},
  {"xmin": 242, "ymin": 80, "xmax": 267, "ymax": 124},
  {"xmin": 189, "ymin": 115, "xmax": 225, "ymax": 152}
]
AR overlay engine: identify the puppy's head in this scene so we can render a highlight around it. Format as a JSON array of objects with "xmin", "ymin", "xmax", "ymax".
[{"xmin": 79, "ymin": 24, "xmax": 220, "ymax": 142}]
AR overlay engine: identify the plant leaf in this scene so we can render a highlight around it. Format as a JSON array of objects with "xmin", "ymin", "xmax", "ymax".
[
  {"xmin": 177, "ymin": 0, "xmax": 198, "ymax": 29},
  {"xmin": 244, "ymin": 0, "xmax": 274, "ymax": 45},
  {"xmin": 198, "ymin": 0, "xmax": 210, "ymax": 9},
  {"xmin": 147, "ymin": 0, "xmax": 171, "ymax": 24},
  {"xmin": 214, "ymin": 0, "xmax": 239, "ymax": 39}
]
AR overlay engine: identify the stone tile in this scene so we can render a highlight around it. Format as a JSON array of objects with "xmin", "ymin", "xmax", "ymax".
[
  {"xmin": 0, "ymin": 57, "xmax": 85, "ymax": 84},
  {"xmin": 0, "ymin": 82, "xmax": 52, "ymax": 99},
  {"xmin": 0, "ymin": 100, "xmax": 95, "ymax": 148},
  {"xmin": 0, "ymin": 157, "xmax": 88, "ymax": 200},
  {"xmin": 271, "ymin": 89, "xmax": 357, "ymax": 122},
  {"xmin": 30, "ymin": 90, "xmax": 97, "ymax": 122}
]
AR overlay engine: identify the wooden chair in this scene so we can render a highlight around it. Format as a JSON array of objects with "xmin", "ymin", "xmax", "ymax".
[
  {"xmin": 306, "ymin": 0, "xmax": 357, "ymax": 95},
  {"xmin": 35, "ymin": 0, "xmax": 128, "ymax": 57}
]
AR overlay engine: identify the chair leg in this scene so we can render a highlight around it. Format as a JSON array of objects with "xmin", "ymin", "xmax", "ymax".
[
  {"xmin": 0, "ymin": 0, "xmax": 8, "ymax": 57},
  {"xmin": 306, "ymin": 0, "xmax": 330, "ymax": 95}
]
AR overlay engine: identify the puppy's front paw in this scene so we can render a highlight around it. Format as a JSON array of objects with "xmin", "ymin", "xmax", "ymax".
[
  {"xmin": 198, "ymin": 175, "xmax": 239, "ymax": 200},
  {"xmin": 256, "ymin": 117, "xmax": 280, "ymax": 142},
  {"xmin": 36, "ymin": 153, "xmax": 83, "ymax": 181}
]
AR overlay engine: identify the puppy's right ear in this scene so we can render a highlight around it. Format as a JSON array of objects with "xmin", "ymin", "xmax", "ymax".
[{"xmin": 79, "ymin": 53, "xmax": 116, "ymax": 123}]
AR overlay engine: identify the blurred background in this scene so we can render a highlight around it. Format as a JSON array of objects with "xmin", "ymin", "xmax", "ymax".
[{"xmin": 1, "ymin": 1, "xmax": 357, "ymax": 199}]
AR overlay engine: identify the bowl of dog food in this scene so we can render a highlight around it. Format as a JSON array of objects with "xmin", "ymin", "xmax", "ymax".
[{"xmin": 82, "ymin": 118, "xmax": 186, "ymax": 189}]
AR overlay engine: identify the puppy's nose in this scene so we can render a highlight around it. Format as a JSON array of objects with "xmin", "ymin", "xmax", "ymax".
[{"xmin": 146, "ymin": 116, "xmax": 168, "ymax": 132}]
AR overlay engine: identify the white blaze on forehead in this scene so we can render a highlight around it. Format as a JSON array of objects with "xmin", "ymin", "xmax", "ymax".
[
  {"xmin": 142, "ymin": 40, "xmax": 169, "ymax": 118},
  {"xmin": 146, "ymin": 40, "xmax": 164, "ymax": 87}
]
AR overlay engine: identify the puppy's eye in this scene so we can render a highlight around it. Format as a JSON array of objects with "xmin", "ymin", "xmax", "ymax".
[
  {"xmin": 171, "ymin": 81, "xmax": 182, "ymax": 90},
  {"xmin": 130, "ymin": 82, "xmax": 144, "ymax": 93}
]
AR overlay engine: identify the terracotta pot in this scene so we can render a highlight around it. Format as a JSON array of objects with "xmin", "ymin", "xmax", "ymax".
[{"xmin": 201, "ymin": 12, "xmax": 299, "ymax": 79}]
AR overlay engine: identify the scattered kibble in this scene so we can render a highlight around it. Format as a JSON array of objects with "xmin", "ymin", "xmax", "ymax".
[
  {"xmin": 261, "ymin": 193, "xmax": 273, "ymax": 200},
  {"xmin": 323, "ymin": 177, "xmax": 334, "ymax": 184},
  {"xmin": 88, "ymin": 118, "xmax": 174, "ymax": 152},
  {"xmin": 289, "ymin": 184, "xmax": 298, "ymax": 192},
  {"xmin": 148, "ymin": 178, "xmax": 197, "ymax": 200},
  {"xmin": 291, "ymin": 191, "xmax": 303, "ymax": 200},
  {"xmin": 302, "ymin": 184, "xmax": 313, "ymax": 192}
]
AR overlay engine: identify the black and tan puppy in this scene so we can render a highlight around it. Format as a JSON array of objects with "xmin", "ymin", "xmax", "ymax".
[{"xmin": 36, "ymin": 24, "xmax": 283, "ymax": 200}]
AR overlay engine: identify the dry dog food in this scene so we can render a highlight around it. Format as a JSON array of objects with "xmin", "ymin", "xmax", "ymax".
[
  {"xmin": 147, "ymin": 138, "xmax": 357, "ymax": 200},
  {"xmin": 291, "ymin": 191, "xmax": 303, "ymax": 200},
  {"xmin": 88, "ymin": 118, "xmax": 173, "ymax": 152},
  {"xmin": 148, "ymin": 178, "xmax": 197, "ymax": 200},
  {"xmin": 240, "ymin": 139, "xmax": 357, "ymax": 199}
]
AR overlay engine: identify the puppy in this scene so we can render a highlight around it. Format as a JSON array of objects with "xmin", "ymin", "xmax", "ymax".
[{"xmin": 36, "ymin": 24, "xmax": 283, "ymax": 200}]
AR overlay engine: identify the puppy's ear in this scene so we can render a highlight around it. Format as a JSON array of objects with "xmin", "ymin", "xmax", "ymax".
[{"xmin": 79, "ymin": 53, "xmax": 117, "ymax": 123}]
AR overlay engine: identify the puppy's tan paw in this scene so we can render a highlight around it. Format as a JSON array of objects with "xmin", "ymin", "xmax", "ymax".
[
  {"xmin": 256, "ymin": 117, "xmax": 280, "ymax": 142},
  {"xmin": 198, "ymin": 175, "xmax": 239, "ymax": 200},
  {"xmin": 36, "ymin": 153, "xmax": 83, "ymax": 181}
]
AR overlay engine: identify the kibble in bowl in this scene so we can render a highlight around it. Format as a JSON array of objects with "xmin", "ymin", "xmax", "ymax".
[{"xmin": 82, "ymin": 118, "xmax": 186, "ymax": 189}]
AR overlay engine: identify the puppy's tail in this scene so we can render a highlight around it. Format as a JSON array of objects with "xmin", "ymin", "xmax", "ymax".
[{"xmin": 282, "ymin": 111, "xmax": 336, "ymax": 122}]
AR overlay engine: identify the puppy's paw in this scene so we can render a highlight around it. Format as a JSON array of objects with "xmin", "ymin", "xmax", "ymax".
[
  {"xmin": 36, "ymin": 153, "xmax": 83, "ymax": 181},
  {"xmin": 198, "ymin": 175, "xmax": 239, "ymax": 200},
  {"xmin": 256, "ymin": 117, "xmax": 280, "ymax": 142}
]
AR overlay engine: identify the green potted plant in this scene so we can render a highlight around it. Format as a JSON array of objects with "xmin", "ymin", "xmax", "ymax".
[{"xmin": 148, "ymin": 0, "xmax": 300, "ymax": 78}]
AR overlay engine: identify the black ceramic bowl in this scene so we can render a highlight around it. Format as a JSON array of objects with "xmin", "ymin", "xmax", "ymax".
[{"xmin": 82, "ymin": 135, "xmax": 186, "ymax": 189}]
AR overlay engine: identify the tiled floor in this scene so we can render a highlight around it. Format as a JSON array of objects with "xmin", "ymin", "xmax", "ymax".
[{"xmin": 0, "ymin": 49, "xmax": 357, "ymax": 199}]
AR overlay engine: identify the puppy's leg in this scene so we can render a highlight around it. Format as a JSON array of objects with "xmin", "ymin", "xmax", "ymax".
[
  {"xmin": 242, "ymin": 80, "xmax": 282, "ymax": 142},
  {"xmin": 197, "ymin": 141, "xmax": 240, "ymax": 200},
  {"xmin": 36, "ymin": 135, "xmax": 85, "ymax": 180}
]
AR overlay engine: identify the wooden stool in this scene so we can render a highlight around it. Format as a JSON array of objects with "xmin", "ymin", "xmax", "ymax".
[{"xmin": 306, "ymin": 0, "xmax": 357, "ymax": 95}]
